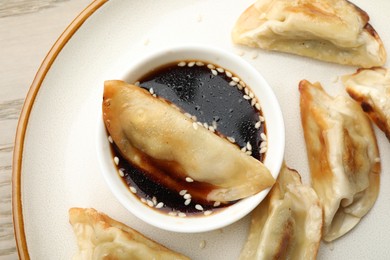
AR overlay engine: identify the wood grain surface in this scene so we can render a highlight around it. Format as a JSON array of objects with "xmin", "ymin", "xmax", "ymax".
[{"xmin": 0, "ymin": 0, "xmax": 92, "ymax": 258}]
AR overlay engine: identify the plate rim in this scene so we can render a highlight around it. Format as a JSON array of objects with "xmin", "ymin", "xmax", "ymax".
[{"xmin": 11, "ymin": 1, "xmax": 108, "ymax": 259}]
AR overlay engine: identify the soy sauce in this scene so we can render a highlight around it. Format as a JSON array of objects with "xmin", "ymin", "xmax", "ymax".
[{"xmin": 111, "ymin": 61, "xmax": 266, "ymax": 216}]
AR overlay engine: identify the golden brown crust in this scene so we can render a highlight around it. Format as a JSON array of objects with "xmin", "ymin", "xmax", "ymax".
[
  {"xmin": 232, "ymin": 0, "xmax": 386, "ymax": 68},
  {"xmin": 342, "ymin": 67, "xmax": 390, "ymax": 141},
  {"xmin": 69, "ymin": 208, "xmax": 190, "ymax": 260},
  {"xmin": 299, "ymin": 80, "xmax": 380, "ymax": 241}
]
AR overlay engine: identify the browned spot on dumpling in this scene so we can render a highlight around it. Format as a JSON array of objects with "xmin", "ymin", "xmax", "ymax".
[
  {"xmin": 361, "ymin": 102, "xmax": 373, "ymax": 113},
  {"xmin": 274, "ymin": 218, "xmax": 294, "ymax": 260},
  {"xmin": 287, "ymin": 3, "xmax": 338, "ymax": 19}
]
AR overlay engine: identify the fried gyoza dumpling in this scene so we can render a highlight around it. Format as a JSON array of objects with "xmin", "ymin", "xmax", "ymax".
[
  {"xmin": 299, "ymin": 80, "xmax": 380, "ymax": 241},
  {"xmin": 69, "ymin": 208, "xmax": 190, "ymax": 260},
  {"xmin": 102, "ymin": 80, "xmax": 275, "ymax": 203},
  {"xmin": 342, "ymin": 67, "xmax": 390, "ymax": 141},
  {"xmin": 232, "ymin": 0, "xmax": 386, "ymax": 68},
  {"xmin": 240, "ymin": 164, "xmax": 322, "ymax": 260}
]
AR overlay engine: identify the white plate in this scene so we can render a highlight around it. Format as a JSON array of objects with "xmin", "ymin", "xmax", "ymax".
[{"xmin": 14, "ymin": 0, "xmax": 390, "ymax": 259}]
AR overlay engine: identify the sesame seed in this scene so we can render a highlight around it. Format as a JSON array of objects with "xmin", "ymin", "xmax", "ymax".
[
  {"xmin": 134, "ymin": 81, "xmax": 140, "ymax": 86},
  {"xmin": 199, "ymin": 240, "xmax": 206, "ymax": 249},
  {"xmin": 260, "ymin": 116, "xmax": 265, "ymax": 122},
  {"xmin": 229, "ymin": 81, "xmax": 237, "ymax": 86},
  {"xmin": 147, "ymin": 200, "xmax": 154, "ymax": 207},
  {"xmin": 168, "ymin": 211, "xmax": 177, "ymax": 216},
  {"xmin": 216, "ymin": 67, "xmax": 224, "ymax": 73},
  {"xmin": 179, "ymin": 190, "xmax": 187, "ymax": 196},
  {"xmin": 207, "ymin": 64, "xmax": 216, "ymax": 69},
  {"xmin": 186, "ymin": 177, "xmax": 194, "ymax": 183},
  {"xmin": 195, "ymin": 204, "xmax": 204, "ymax": 211},
  {"xmin": 184, "ymin": 112, "xmax": 192, "ymax": 118},
  {"xmin": 232, "ymin": 77, "xmax": 240, "ymax": 82},
  {"xmin": 249, "ymin": 92, "xmax": 254, "ymax": 98},
  {"xmin": 129, "ymin": 186, "xmax": 137, "ymax": 194},
  {"xmin": 237, "ymin": 84, "xmax": 243, "ymax": 90},
  {"xmin": 246, "ymin": 150, "xmax": 252, "ymax": 156},
  {"xmin": 255, "ymin": 121, "xmax": 261, "ymax": 129},
  {"xmin": 188, "ymin": 61, "xmax": 195, "ymax": 67},
  {"xmin": 193, "ymin": 122, "xmax": 199, "ymax": 130},
  {"xmin": 204, "ymin": 210, "xmax": 212, "ymax": 216},
  {"xmin": 212, "ymin": 121, "xmax": 218, "ymax": 129},
  {"xmin": 241, "ymin": 146, "xmax": 247, "ymax": 152},
  {"xmin": 260, "ymin": 141, "xmax": 267, "ymax": 148},
  {"xmin": 246, "ymin": 142, "xmax": 252, "ymax": 151},
  {"xmin": 195, "ymin": 204, "xmax": 203, "ymax": 211},
  {"xmin": 118, "ymin": 169, "xmax": 124, "ymax": 177},
  {"xmin": 243, "ymin": 95, "xmax": 251, "ymax": 100},
  {"xmin": 178, "ymin": 212, "xmax": 187, "ymax": 218},
  {"xmin": 141, "ymin": 198, "xmax": 146, "ymax": 203},
  {"xmin": 203, "ymin": 122, "xmax": 209, "ymax": 129},
  {"xmin": 178, "ymin": 61, "xmax": 186, "ymax": 67},
  {"xmin": 191, "ymin": 115, "xmax": 197, "ymax": 121},
  {"xmin": 149, "ymin": 88, "xmax": 154, "ymax": 94},
  {"xmin": 244, "ymin": 88, "xmax": 249, "ymax": 95},
  {"xmin": 251, "ymin": 99, "xmax": 256, "ymax": 106},
  {"xmin": 208, "ymin": 126, "xmax": 215, "ymax": 132},
  {"xmin": 108, "ymin": 136, "xmax": 113, "ymax": 143},
  {"xmin": 156, "ymin": 202, "xmax": 164, "ymax": 209},
  {"xmin": 261, "ymin": 133, "xmax": 267, "ymax": 141},
  {"xmin": 196, "ymin": 61, "xmax": 204, "ymax": 66},
  {"xmin": 197, "ymin": 121, "xmax": 202, "ymax": 126},
  {"xmin": 260, "ymin": 147, "xmax": 267, "ymax": 154},
  {"xmin": 211, "ymin": 69, "xmax": 218, "ymax": 76},
  {"xmin": 114, "ymin": 157, "xmax": 119, "ymax": 165},
  {"xmin": 152, "ymin": 94, "xmax": 157, "ymax": 98},
  {"xmin": 213, "ymin": 201, "xmax": 221, "ymax": 207},
  {"xmin": 184, "ymin": 193, "xmax": 192, "ymax": 199},
  {"xmin": 227, "ymin": 136, "xmax": 235, "ymax": 143},
  {"xmin": 255, "ymin": 103, "xmax": 261, "ymax": 110},
  {"xmin": 152, "ymin": 196, "xmax": 157, "ymax": 205},
  {"xmin": 225, "ymin": 71, "xmax": 232, "ymax": 77},
  {"xmin": 239, "ymin": 81, "xmax": 246, "ymax": 87},
  {"xmin": 185, "ymin": 199, "xmax": 191, "ymax": 205}
]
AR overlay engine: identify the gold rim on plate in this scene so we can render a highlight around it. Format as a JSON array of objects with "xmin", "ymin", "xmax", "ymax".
[{"xmin": 12, "ymin": 1, "xmax": 108, "ymax": 259}]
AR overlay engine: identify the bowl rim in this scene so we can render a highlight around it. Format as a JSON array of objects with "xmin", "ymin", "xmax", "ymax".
[{"xmin": 97, "ymin": 44, "xmax": 285, "ymax": 233}]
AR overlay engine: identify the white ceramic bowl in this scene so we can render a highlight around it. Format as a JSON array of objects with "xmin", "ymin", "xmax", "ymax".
[{"xmin": 97, "ymin": 45, "xmax": 285, "ymax": 233}]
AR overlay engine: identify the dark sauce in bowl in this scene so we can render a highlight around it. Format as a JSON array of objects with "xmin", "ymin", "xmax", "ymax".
[{"xmin": 109, "ymin": 61, "xmax": 267, "ymax": 216}]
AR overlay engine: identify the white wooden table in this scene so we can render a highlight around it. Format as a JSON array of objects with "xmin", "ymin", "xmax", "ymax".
[{"xmin": 0, "ymin": 1, "xmax": 92, "ymax": 258}]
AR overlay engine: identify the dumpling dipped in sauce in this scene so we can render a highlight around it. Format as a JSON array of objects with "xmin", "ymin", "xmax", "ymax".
[{"xmin": 102, "ymin": 80, "xmax": 275, "ymax": 205}]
